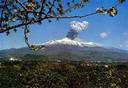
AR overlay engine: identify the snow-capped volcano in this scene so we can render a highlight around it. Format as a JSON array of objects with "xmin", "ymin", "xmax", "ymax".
[
  {"xmin": 43, "ymin": 21, "xmax": 100, "ymax": 48},
  {"xmin": 43, "ymin": 37, "xmax": 100, "ymax": 48},
  {"xmin": 1, "ymin": 21, "xmax": 128, "ymax": 62},
  {"xmin": 36, "ymin": 20, "xmax": 103, "ymax": 56}
]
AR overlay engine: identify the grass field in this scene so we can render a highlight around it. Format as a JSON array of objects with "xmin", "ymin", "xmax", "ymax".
[{"xmin": 0, "ymin": 61, "xmax": 128, "ymax": 88}]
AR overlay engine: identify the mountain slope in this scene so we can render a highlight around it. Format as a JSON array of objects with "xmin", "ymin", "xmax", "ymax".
[{"xmin": 0, "ymin": 38, "xmax": 128, "ymax": 62}]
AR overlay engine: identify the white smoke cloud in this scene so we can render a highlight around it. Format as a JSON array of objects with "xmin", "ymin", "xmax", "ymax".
[
  {"xmin": 70, "ymin": 21, "xmax": 89, "ymax": 32},
  {"xmin": 67, "ymin": 21, "xmax": 89, "ymax": 40},
  {"xmin": 100, "ymin": 32, "xmax": 108, "ymax": 38}
]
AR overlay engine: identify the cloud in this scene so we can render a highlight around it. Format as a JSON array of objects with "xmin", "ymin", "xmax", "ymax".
[
  {"xmin": 119, "ymin": 41, "xmax": 128, "ymax": 50},
  {"xmin": 100, "ymin": 32, "xmax": 108, "ymax": 38},
  {"xmin": 124, "ymin": 41, "xmax": 128, "ymax": 48},
  {"xmin": 70, "ymin": 21, "xmax": 89, "ymax": 31},
  {"xmin": 67, "ymin": 21, "xmax": 89, "ymax": 40},
  {"xmin": 119, "ymin": 44, "xmax": 123, "ymax": 48},
  {"xmin": 123, "ymin": 32, "xmax": 128, "ymax": 36},
  {"xmin": 120, "ymin": 32, "xmax": 128, "ymax": 48}
]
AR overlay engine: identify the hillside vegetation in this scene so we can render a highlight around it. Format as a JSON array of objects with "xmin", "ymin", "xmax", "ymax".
[{"xmin": 0, "ymin": 61, "xmax": 128, "ymax": 88}]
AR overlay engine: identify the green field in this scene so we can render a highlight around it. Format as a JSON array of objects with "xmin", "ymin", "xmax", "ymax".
[{"xmin": 0, "ymin": 61, "xmax": 128, "ymax": 88}]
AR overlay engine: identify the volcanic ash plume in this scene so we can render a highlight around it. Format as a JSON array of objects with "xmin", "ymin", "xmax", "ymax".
[{"xmin": 66, "ymin": 21, "xmax": 89, "ymax": 40}]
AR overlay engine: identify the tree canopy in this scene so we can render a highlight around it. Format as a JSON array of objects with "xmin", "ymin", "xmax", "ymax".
[{"xmin": 0, "ymin": 0, "xmax": 126, "ymax": 50}]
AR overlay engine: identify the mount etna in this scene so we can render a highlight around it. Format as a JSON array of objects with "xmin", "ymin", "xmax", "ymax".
[{"xmin": 0, "ymin": 21, "xmax": 128, "ymax": 62}]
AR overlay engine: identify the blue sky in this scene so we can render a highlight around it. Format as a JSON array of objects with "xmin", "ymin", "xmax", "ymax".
[{"xmin": 0, "ymin": 0, "xmax": 128, "ymax": 50}]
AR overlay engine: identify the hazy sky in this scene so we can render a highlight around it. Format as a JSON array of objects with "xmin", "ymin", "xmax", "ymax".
[{"xmin": 0, "ymin": 0, "xmax": 128, "ymax": 50}]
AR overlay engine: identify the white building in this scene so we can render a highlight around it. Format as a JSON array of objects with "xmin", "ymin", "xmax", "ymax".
[{"xmin": 9, "ymin": 57, "xmax": 18, "ymax": 61}]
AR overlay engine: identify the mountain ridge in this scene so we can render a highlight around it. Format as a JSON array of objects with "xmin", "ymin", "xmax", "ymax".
[{"xmin": 0, "ymin": 38, "xmax": 128, "ymax": 62}]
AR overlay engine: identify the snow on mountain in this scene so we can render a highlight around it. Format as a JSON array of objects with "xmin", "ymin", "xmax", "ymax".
[
  {"xmin": 43, "ymin": 37, "xmax": 100, "ymax": 48},
  {"xmin": 1, "ymin": 21, "xmax": 128, "ymax": 62},
  {"xmin": 41, "ymin": 21, "xmax": 100, "ymax": 48}
]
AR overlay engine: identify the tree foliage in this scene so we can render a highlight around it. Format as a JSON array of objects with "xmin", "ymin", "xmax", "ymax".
[
  {"xmin": 0, "ymin": 0, "xmax": 90, "ymax": 33},
  {"xmin": 0, "ymin": 0, "xmax": 126, "ymax": 50},
  {"xmin": 0, "ymin": 61, "xmax": 128, "ymax": 88}
]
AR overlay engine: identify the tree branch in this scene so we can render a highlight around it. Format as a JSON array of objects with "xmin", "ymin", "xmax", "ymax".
[
  {"xmin": 0, "ymin": 12, "xmax": 97, "ymax": 33},
  {"xmin": 15, "ymin": 0, "xmax": 28, "ymax": 12}
]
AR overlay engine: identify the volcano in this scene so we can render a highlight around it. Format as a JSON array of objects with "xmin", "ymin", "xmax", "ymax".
[
  {"xmin": 0, "ymin": 21, "xmax": 128, "ymax": 62},
  {"xmin": 0, "ymin": 37, "xmax": 128, "ymax": 62}
]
